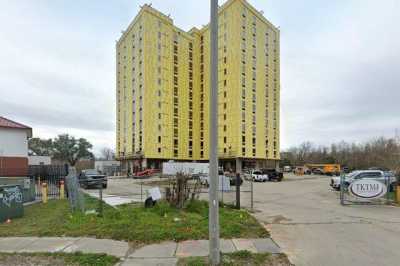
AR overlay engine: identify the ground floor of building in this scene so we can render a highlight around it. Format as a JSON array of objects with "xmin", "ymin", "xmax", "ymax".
[{"xmin": 118, "ymin": 157, "xmax": 280, "ymax": 175}]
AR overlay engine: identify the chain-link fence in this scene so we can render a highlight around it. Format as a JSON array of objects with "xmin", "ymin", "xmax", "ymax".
[
  {"xmin": 28, "ymin": 165, "xmax": 68, "ymax": 201},
  {"xmin": 189, "ymin": 173, "xmax": 254, "ymax": 209},
  {"xmin": 340, "ymin": 172, "xmax": 397, "ymax": 205},
  {"xmin": 93, "ymin": 174, "xmax": 254, "ymax": 210}
]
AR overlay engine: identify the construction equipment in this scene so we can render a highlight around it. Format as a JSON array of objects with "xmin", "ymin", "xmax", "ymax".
[{"xmin": 305, "ymin": 164, "xmax": 341, "ymax": 176}]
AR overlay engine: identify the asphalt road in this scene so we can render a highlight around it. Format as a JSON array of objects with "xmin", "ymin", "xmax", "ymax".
[{"xmin": 251, "ymin": 174, "xmax": 400, "ymax": 266}]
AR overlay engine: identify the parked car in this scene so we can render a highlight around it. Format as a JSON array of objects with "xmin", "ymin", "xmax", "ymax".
[
  {"xmin": 252, "ymin": 170, "xmax": 269, "ymax": 182},
  {"xmin": 283, "ymin": 166, "xmax": 292, "ymax": 172},
  {"xmin": 229, "ymin": 175, "xmax": 243, "ymax": 186},
  {"xmin": 199, "ymin": 170, "xmax": 243, "ymax": 187},
  {"xmin": 294, "ymin": 166, "xmax": 311, "ymax": 175},
  {"xmin": 261, "ymin": 168, "xmax": 283, "ymax": 182},
  {"xmin": 312, "ymin": 168, "xmax": 324, "ymax": 175},
  {"xmin": 79, "ymin": 169, "xmax": 107, "ymax": 189},
  {"xmin": 342, "ymin": 167, "xmax": 350, "ymax": 174},
  {"xmin": 330, "ymin": 170, "xmax": 397, "ymax": 191}
]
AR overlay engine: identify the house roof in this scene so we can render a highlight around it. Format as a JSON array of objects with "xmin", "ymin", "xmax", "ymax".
[{"xmin": 0, "ymin": 116, "xmax": 32, "ymax": 137}]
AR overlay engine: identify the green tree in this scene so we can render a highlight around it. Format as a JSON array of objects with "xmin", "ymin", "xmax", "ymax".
[
  {"xmin": 52, "ymin": 134, "xmax": 93, "ymax": 166},
  {"xmin": 28, "ymin": 138, "xmax": 53, "ymax": 156}
]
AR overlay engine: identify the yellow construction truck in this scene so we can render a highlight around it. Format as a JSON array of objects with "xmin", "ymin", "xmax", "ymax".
[{"xmin": 305, "ymin": 164, "xmax": 341, "ymax": 176}]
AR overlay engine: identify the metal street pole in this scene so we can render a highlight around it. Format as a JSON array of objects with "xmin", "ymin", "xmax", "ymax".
[{"xmin": 209, "ymin": 0, "xmax": 220, "ymax": 265}]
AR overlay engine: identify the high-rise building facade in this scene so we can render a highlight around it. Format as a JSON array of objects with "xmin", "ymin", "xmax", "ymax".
[{"xmin": 116, "ymin": 0, "xmax": 280, "ymax": 172}]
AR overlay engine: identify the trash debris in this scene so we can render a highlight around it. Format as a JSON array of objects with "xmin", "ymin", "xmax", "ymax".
[
  {"xmin": 144, "ymin": 197, "xmax": 156, "ymax": 208},
  {"xmin": 85, "ymin": 209, "xmax": 98, "ymax": 215},
  {"xmin": 148, "ymin": 187, "xmax": 162, "ymax": 201}
]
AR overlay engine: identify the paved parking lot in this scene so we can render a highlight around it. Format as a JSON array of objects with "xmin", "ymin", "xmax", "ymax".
[
  {"xmin": 83, "ymin": 177, "xmax": 153, "ymax": 205},
  {"xmin": 251, "ymin": 174, "xmax": 400, "ymax": 266},
  {"xmin": 104, "ymin": 174, "xmax": 400, "ymax": 265}
]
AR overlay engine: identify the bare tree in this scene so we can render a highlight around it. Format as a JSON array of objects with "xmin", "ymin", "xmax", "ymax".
[
  {"xmin": 281, "ymin": 137, "xmax": 400, "ymax": 171},
  {"xmin": 100, "ymin": 147, "xmax": 115, "ymax": 160}
]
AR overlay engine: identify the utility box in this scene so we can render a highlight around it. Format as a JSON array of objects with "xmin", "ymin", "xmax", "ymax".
[
  {"xmin": 0, "ymin": 184, "xmax": 24, "ymax": 223},
  {"xmin": 0, "ymin": 177, "xmax": 35, "ymax": 203}
]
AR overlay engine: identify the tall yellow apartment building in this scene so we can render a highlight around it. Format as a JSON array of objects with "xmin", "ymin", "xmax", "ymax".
[{"xmin": 116, "ymin": 0, "xmax": 280, "ymax": 172}]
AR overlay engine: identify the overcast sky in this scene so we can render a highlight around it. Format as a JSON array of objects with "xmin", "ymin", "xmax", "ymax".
[{"xmin": 1, "ymin": 0, "xmax": 399, "ymax": 155}]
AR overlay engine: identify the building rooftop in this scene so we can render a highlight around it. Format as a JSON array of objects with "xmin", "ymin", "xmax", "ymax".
[
  {"xmin": 118, "ymin": 0, "xmax": 278, "ymax": 44},
  {"xmin": 0, "ymin": 116, "xmax": 32, "ymax": 137}
]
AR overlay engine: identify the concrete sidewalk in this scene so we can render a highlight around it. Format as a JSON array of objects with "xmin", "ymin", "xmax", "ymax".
[{"xmin": 0, "ymin": 237, "xmax": 281, "ymax": 265}]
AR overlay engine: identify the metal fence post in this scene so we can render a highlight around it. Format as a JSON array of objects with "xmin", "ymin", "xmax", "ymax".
[
  {"xmin": 340, "ymin": 172, "xmax": 344, "ymax": 205},
  {"xmin": 60, "ymin": 180, "xmax": 65, "ymax": 200},
  {"xmin": 98, "ymin": 182, "xmax": 103, "ymax": 217},
  {"xmin": 251, "ymin": 171, "xmax": 254, "ymax": 211},
  {"xmin": 42, "ymin": 182, "xmax": 48, "ymax": 203},
  {"xmin": 236, "ymin": 173, "xmax": 240, "ymax": 209},
  {"xmin": 385, "ymin": 175, "xmax": 390, "ymax": 205},
  {"xmin": 38, "ymin": 175, "xmax": 41, "ymax": 200},
  {"xmin": 221, "ymin": 176, "xmax": 224, "ymax": 204}
]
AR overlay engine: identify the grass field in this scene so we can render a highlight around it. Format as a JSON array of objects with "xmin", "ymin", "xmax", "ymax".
[
  {"xmin": 0, "ymin": 197, "xmax": 268, "ymax": 243},
  {"xmin": 177, "ymin": 250, "xmax": 292, "ymax": 266},
  {"xmin": 0, "ymin": 252, "xmax": 119, "ymax": 266}
]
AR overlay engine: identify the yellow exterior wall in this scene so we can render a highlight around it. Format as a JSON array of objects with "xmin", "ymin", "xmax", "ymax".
[{"xmin": 116, "ymin": 0, "xmax": 280, "ymax": 162}]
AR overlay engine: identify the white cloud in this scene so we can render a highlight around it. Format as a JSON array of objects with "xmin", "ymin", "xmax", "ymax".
[{"xmin": 0, "ymin": 0, "xmax": 399, "ymax": 153}]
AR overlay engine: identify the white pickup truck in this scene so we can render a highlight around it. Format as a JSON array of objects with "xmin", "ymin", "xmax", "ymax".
[
  {"xmin": 330, "ymin": 170, "xmax": 397, "ymax": 191},
  {"xmin": 252, "ymin": 170, "xmax": 269, "ymax": 182}
]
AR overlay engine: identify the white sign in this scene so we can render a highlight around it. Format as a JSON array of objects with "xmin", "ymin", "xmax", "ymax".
[
  {"xmin": 199, "ymin": 175, "xmax": 231, "ymax": 192},
  {"xmin": 24, "ymin": 179, "xmax": 31, "ymax": 189},
  {"xmin": 349, "ymin": 179, "xmax": 387, "ymax": 199},
  {"xmin": 162, "ymin": 162, "xmax": 209, "ymax": 175},
  {"xmin": 148, "ymin": 187, "xmax": 162, "ymax": 201},
  {"xmin": 219, "ymin": 175, "xmax": 231, "ymax": 192}
]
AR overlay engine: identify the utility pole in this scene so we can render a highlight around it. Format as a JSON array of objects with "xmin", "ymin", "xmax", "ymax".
[{"xmin": 209, "ymin": 0, "xmax": 220, "ymax": 265}]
